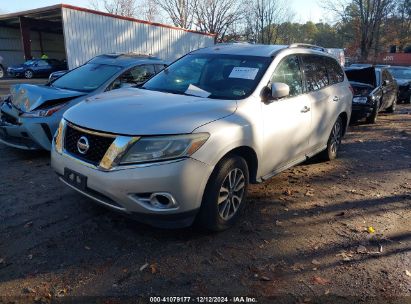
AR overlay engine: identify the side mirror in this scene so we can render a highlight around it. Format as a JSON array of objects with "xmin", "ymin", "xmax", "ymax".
[{"xmin": 271, "ymin": 82, "xmax": 290, "ymax": 99}]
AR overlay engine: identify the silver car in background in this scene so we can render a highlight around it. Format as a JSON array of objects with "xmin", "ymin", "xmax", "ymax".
[{"xmin": 52, "ymin": 44, "xmax": 352, "ymax": 231}]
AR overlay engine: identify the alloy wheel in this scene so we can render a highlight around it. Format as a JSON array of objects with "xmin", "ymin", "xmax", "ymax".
[
  {"xmin": 330, "ymin": 119, "xmax": 342, "ymax": 155},
  {"xmin": 25, "ymin": 70, "xmax": 33, "ymax": 79},
  {"xmin": 218, "ymin": 168, "xmax": 245, "ymax": 221}
]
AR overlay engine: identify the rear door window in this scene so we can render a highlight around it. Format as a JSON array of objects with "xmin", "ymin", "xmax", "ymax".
[
  {"xmin": 325, "ymin": 57, "xmax": 344, "ymax": 84},
  {"xmin": 302, "ymin": 55, "xmax": 329, "ymax": 92}
]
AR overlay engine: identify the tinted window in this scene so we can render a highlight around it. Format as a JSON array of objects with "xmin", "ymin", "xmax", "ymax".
[
  {"xmin": 271, "ymin": 55, "xmax": 303, "ymax": 96},
  {"xmin": 121, "ymin": 64, "xmax": 155, "ymax": 84},
  {"xmin": 143, "ymin": 54, "xmax": 272, "ymax": 100},
  {"xmin": 302, "ymin": 55, "xmax": 329, "ymax": 92},
  {"xmin": 52, "ymin": 63, "xmax": 122, "ymax": 92},
  {"xmin": 325, "ymin": 57, "xmax": 344, "ymax": 84},
  {"xmin": 37, "ymin": 60, "xmax": 48, "ymax": 67}
]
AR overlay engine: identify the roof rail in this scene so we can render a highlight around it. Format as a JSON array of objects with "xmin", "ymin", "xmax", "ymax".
[{"xmin": 288, "ymin": 43, "xmax": 326, "ymax": 52}]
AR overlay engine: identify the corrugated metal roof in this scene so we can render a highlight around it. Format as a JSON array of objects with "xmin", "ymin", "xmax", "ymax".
[{"xmin": 0, "ymin": 4, "xmax": 214, "ymax": 37}]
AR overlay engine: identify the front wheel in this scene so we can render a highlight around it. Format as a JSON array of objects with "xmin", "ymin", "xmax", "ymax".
[
  {"xmin": 386, "ymin": 96, "xmax": 397, "ymax": 113},
  {"xmin": 195, "ymin": 155, "xmax": 249, "ymax": 231},
  {"xmin": 366, "ymin": 100, "xmax": 379, "ymax": 124},
  {"xmin": 24, "ymin": 69, "xmax": 33, "ymax": 79},
  {"xmin": 319, "ymin": 116, "xmax": 343, "ymax": 161}
]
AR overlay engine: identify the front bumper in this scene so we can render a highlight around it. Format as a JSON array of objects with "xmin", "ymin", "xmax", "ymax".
[
  {"xmin": 51, "ymin": 148, "xmax": 214, "ymax": 228},
  {"xmin": 7, "ymin": 70, "xmax": 24, "ymax": 77},
  {"xmin": 398, "ymin": 87, "xmax": 411, "ymax": 103},
  {"xmin": 351, "ymin": 103, "xmax": 374, "ymax": 121},
  {"xmin": 0, "ymin": 106, "xmax": 56, "ymax": 150}
]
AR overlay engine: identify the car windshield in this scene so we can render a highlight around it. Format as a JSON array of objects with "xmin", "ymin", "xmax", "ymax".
[
  {"xmin": 142, "ymin": 53, "xmax": 272, "ymax": 100},
  {"xmin": 24, "ymin": 60, "xmax": 36, "ymax": 66},
  {"xmin": 388, "ymin": 68, "xmax": 411, "ymax": 79},
  {"xmin": 51, "ymin": 63, "xmax": 122, "ymax": 92}
]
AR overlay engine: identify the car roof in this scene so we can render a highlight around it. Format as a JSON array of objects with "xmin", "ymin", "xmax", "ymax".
[
  {"xmin": 191, "ymin": 43, "xmax": 288, "ymax": 57},
  {"xmin": 89, "ymin": 53, "xmax": 166, "ymax": 67},
  {"xmin": 388, "ymin": 66, "xmax": 410, "ymax": 69},
  {"xmin": 191, "ymin": 43, "xmax": 335, "ymax": 58}
]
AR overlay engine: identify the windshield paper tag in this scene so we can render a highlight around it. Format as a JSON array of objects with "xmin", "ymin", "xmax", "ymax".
[
  {"xmin": 229, "ymin": 67, "xmax": 259, "ymax": 80},
  {"xmin": 185, "ymin": 84, "xmax": 211, "ymax": 98}
]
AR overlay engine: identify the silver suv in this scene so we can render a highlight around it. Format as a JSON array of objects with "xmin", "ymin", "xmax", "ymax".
[{"xmin": 51, "ymin": 44, "xmax": 352, "ymax": 231}]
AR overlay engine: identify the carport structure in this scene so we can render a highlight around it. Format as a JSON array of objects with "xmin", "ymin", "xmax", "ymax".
[
  {"xmin": 0, "ymin": 5, "xmax": 65, "ymax": 66},
  {"xmin": 0, "ymin": 4, "xmax": 214, "ymax": 68}
]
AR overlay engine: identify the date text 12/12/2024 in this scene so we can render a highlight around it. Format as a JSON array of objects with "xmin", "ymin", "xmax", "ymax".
[{"xmin": 149, "ymin": 297, "xmax": 258, "ymax": 303}]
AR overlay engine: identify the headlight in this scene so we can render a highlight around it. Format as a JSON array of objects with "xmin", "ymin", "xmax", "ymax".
[
  {"xmin": 21, "ymin": 103, "xmax": 66, "ymax": 118},
  {"xmin": 54, "ymin": 119, "xmax": 65, "ymax": 154},
  {"xmin": 352, "ymin": 96, "xmax": 368, "ymax": 104},
  {"xmin": 120, "ymin": 133, "xmax": 209, "ymax": 164}
]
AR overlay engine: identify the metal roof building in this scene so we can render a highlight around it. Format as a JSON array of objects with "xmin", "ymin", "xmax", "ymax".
[{"xmin": 0, "ymin": 4, "xmax": 215, "ymax": 69}]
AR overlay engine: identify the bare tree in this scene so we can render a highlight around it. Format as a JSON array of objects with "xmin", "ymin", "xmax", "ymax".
[
  {"xmin": 137, "ymin": 0, "xmax": 163, "ymax": 22},
  {"xmin": 244, "ymin": 0, "xmax": 292, "ymax": 44},
  {"xmin": 322, "ymin": 0, "xmax": 395, "ymax": 60},
  {"xmin": 89, "ymin": 0, "xmax": 137, "ymax": 17},
  {"xmin": 193, "ymin": 0, "xmax": 243, "ymax": 41},
  {"xmin": 153, "ymin": 0, "xmax": 195, "ymax": 28}
]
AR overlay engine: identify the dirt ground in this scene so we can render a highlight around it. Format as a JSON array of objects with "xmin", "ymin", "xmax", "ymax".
[{"xmin": 0, "ymin": 84, "xmax": 410, "ymax": 303}]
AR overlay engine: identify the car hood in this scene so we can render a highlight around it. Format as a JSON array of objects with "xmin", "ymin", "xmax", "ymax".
[
  {"xmin": 10, "ymin": 84, "xmax": 86, "ymax": 112},
  {"xmin": 345, "ymin": 67, "xmax": 376, "ymax": 87},
  {"xmin": 8, "ymin": 64, "xmax": 25, "ymax": 70},
  {"xmin": 64, "ymin": 88, "xmax": 237, "ymax": 135},
  {"xmin": 395, "ymin": 78, "xmax": 411, "ymax": 86}
]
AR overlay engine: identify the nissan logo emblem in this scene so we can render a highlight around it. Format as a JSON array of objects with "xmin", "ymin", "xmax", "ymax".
[{"xmin": 77, "ymin": 136, "xmax": 90, "ymax": 154}]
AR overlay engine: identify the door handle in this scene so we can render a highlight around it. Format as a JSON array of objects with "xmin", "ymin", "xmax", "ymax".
[
  {"xmin": 301, "ymin": 106, "xmax": 310, "ymax": 113},
  {"xmin": 333, "ymin": 96, "xmax": 340, "ymax": 102}
]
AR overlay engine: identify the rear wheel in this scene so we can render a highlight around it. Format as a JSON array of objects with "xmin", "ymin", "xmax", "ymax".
[
  {"xmin": 319, "ymin": 116, "xmax": 343, "ymax": 161},
  {"xmin": 0, "ymin": 65, "xmax": 4, "ymax": 78},
  {"xmin": 24, "ymin": 70, "xmax": 33, "ymax": 79},
  {"xmin": 195, "ymin": 155, "xmax": 249, "ymax": 231}
]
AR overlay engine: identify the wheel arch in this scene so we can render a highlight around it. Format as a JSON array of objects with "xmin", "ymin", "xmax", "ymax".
[
  {"xmin": 220, "ymin": 146, "xmax": 259, "ymax": 184},
  {"xmin": 339, "ymin": 111, "xmax": 348, "ymax": 136}
]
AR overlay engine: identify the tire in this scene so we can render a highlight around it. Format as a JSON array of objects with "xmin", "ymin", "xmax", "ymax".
[
  {"xmin": 386, "ymin": 96, "xmax": 397, "ymax": 113},
  {"xmin": 0, "ymin": 65, "xmax": 4, "ymax": 79},
  {"xmin": 24, "ymin": 69, "xmax": 33, "ymax": 79},
  {"xmin": 195, "ymin": 155, "xmax": 249, "ymax": 231},
  {"xmin": 319, "ymin": 116, "xmax": 343, "ymax": 161},
  {"xmin": 366, "ymin": 99, "xmax": 379, "ymax": 124}
]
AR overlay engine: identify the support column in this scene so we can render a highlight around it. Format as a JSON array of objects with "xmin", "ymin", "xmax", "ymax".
[{"xmin": 19, "ymin": 17, "xmax": 31, "ymax": 60}]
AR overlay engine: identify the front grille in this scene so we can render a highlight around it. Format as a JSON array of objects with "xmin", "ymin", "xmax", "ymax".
[{"xmin": 64, "ymin": 124, "xmax": 115, "ymax": 165}]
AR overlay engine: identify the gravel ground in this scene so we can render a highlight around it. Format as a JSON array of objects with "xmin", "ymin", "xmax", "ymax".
[{"xmin": 0, "ymin": 91, "xmax": 410, "ymax": 303}]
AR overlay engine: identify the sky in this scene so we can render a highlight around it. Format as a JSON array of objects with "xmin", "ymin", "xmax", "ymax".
[{"xmin": 0, "ymin": 0, "xmax": 329, "ymax": 24}]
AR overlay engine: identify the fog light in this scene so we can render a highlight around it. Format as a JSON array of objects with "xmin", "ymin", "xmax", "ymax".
[
  {"xmin": 149, "ymin": 193, "xmax": 177, "ymax": 209},
  {"xmin": 130, "ymin": 192, "xmax": 178, "ymax": 210}
]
